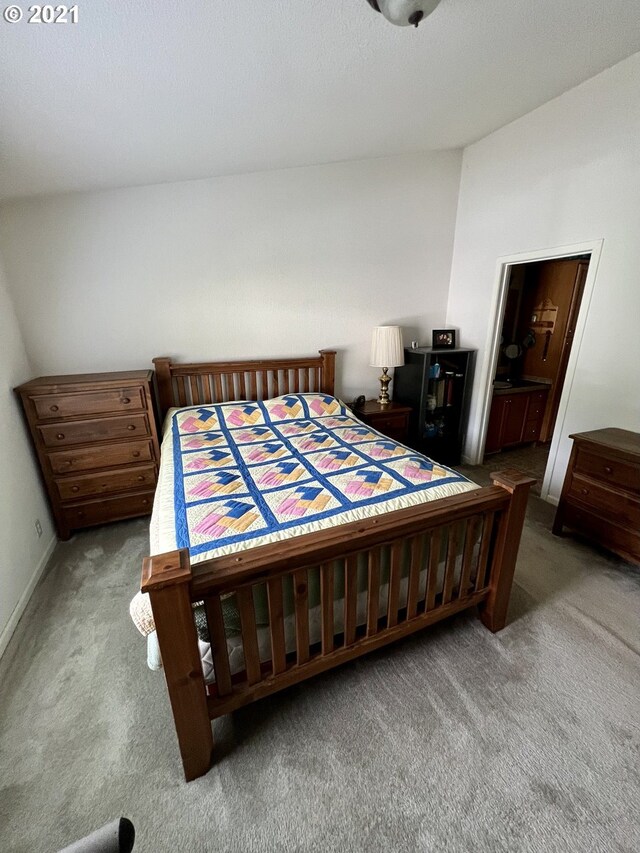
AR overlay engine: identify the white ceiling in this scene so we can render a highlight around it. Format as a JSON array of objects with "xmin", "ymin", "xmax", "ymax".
[{"xmin": 1, "ymin": 0, "xmax": 639, "ymax": 201}]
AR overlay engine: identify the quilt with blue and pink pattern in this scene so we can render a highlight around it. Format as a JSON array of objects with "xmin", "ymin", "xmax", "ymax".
[{"xmin": 156, "ymin": 393, "xmax": 477, "ymax": 561}]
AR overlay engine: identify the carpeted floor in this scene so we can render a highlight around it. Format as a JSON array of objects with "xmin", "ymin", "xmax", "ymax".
[{"xmin": 1, "ymin": 481, "xmax": 639, "ymax": 852}]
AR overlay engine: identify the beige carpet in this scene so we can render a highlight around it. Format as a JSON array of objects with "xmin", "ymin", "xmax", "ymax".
[{"xmin": 0, "ymin": 490, "xmax": 639, "ymax": 852}]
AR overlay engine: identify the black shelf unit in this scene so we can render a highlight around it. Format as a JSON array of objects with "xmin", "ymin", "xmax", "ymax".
[{"xmin": 393, "ymin": 347, "xmax": 475, "ymax": 466}]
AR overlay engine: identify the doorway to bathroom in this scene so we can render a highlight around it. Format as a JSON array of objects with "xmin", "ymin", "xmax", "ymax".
[{"xmin": 481, "ymin": 253, "xmax": 591, "ymax": 494}]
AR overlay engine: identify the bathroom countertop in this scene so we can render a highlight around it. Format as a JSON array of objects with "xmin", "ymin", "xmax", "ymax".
[{"xmin": 492, "ymin": 380, "xmax": 551, "ymax": 396}]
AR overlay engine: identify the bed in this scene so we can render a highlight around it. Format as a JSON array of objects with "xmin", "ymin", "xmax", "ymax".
[{"xmin": 139, "ymin": 350, "xmax": 534, "ymax": 781}]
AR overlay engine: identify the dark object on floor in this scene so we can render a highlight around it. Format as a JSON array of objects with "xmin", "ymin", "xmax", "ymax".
[{"xmin": 58, "ymin": 817, "xmax": 135, "ymax": 853}]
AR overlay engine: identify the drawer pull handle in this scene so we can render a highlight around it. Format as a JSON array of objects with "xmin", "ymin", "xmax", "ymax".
[
  {"xmin": 127, "ymin": 425, "xmax": 136, "ymax": 431},
  {"xmin": 604, "ymin": 466, "xmax": 613, "ymax": 475},
  {"xmin": 580, "ymin": 488, "xmax": 589, "ymax": 495},
  {"xmin": 56, "ymin": 433, "xmax": 65, "ymax": 440},
  {"xmin": 137, "ymin": 475, "xmax": 145, "ymax": 481},
  {"xmin": 50, "ymin": 405, "xmax": 59, "ymax": 412},
  {"xmin": 142, "ymin": 499, "xmax": 149, "ymax": 505},
  {"xmin": 121, "ymin": 397, "xmax": 131, "ymax": 404},
  {"xmin": 132, "ymin": 451, "xmax": 140, "ymax": 458},
  {"xmin": 71, "ymin": 486, "xmax": 80, "ymax": 493},
  {"xmin": 77, "ymin": 511, "xmax": 85, "ymax": 518}
]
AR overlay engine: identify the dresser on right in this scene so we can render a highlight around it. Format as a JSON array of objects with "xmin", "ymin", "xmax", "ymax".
[{"xmin": 552, "ymin": 428, "xmax": 640, "ymax": 564}]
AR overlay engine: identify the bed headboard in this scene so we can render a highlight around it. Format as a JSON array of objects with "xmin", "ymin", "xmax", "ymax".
[{"xmin": 152, "ymin": 350, "xmax": 336, "ymax": 419}]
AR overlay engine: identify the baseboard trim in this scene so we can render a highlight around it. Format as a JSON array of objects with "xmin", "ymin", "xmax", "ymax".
[
  {"xmin": 0, "ymin": 534, "xmax": 57, "ymax": 661},
  {"xmin": 544, "ymin": 495, "xmax": 559, "ymax": 507}
]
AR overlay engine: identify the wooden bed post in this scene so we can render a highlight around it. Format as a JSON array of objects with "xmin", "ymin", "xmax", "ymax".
[
  {"xmin": 141, "ymin": 549, "xmax": 214, "ymax": 781},
  {"xmin": 478, "ymin": 470, "xmax": 536, "ymax": 633},
  {"xmin": 152, "ymin": 357, "xmax": 174, "ymax": 420},
  {"xmin": 318, "ymin": 349, "xmax": 336, "ymax": 396}
]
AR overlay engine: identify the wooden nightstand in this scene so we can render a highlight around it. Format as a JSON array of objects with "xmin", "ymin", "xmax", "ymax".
[
  {"xmin": 353, "ymin": 400, "xmax": 412, "ymax": 443},
  {"xmin": 15, "ymin": 370, "xmax": 160, "ymax": 540}
]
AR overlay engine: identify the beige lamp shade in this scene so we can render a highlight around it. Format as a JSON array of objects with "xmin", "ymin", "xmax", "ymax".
[{"xmin": 370, "ymin": 326, "xmax": 404, "ymax": 368}]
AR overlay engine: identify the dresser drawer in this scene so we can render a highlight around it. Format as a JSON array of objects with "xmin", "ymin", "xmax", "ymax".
[
  {"xmin": 568, "ymin": 473, "xmax": 640, "ymax": 529},
  {"xmin": 574, "ymin": 448, "xmax": 640, "ymax": 495},
  {"xmin": 48, "ymin": 440, "xmax": 155, "ymax": 475},
  {"xmin": 32, "ymin": 386, "xmax": 146, "ymax": 420},
  {"xmin": 38, "ymin": 413, "xmax": 151, "ymax": 448},
  {"xmin": 526, "ymin": 394, "xmax": 547, "ymax": 421},
  {"xmin": 523, "ymin": 419, "xmax": 542, "ymax": 442},
  {"xmin": 562, "ymin": 504, "xmax": 639, "ymax": 562},
  {"xmin": 56, "ymin": 464, "xmax": 157, "ymax": 501},
  {"xmin": 370, "ymin": 414, "xmax": 407, "ymax": 432},
  {"xmin": 61, "ymin": 490, "xmax": 155, "ymax": 529},
  {"xmin": 383, "ymin": 426, "xmax": 408, "ymax": 443}
]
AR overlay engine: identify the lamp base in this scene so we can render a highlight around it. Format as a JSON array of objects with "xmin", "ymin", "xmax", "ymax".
[{"xmin": 377, "ymin": 368, "xmax": 392, "ymax": 407}]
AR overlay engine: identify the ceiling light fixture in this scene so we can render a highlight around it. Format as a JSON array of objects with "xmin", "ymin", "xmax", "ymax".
[{"xmin": 365, "ymin": 0, "xmax": 441, "ymax": 28}]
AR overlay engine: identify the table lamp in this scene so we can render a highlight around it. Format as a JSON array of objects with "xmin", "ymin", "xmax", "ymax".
[{"xmin": 370, "ymin": 325, "xmax": 404, "ymax": 407}]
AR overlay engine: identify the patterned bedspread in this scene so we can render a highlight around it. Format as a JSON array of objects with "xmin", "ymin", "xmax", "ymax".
[
  {"xmin": 130, "ymin": 393, "xmax": 477, "ymax": 637},
  {"xmin": 169, "ymin": 393, "xmax": 475, "ymax": 558}
]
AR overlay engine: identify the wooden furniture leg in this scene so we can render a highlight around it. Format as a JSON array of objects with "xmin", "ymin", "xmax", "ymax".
[
  {"xmin": 142, "ymin": 549, "xmax": 214, "ymax": 781},
  {"xmin": 478, "ymin": 470, "xmax": 535, "ymax": 633}
]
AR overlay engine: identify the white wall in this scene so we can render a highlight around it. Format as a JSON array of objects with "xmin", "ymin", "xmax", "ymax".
[
  {"xmin": 0, "ymin": 151, "xmax": 462, "ymax": 402},
  {"xmin": 0, "ymin": 256, "xmax": 56, "ymax": 657},
  {"xmin": 447, "ymin": 52, "xmax": 640, "ymax": 499}
]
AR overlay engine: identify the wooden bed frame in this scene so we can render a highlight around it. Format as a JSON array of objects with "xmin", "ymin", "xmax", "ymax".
[{"xmin": 142, "ymin": 350, "xmax": 534, "ymax": 781}]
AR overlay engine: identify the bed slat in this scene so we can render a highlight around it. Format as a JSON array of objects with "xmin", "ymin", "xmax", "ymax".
[
  {"xmin": 442, "ymin": 524, "xmax": 459, "ymax": 605},
  {"xmin": 475, "ymin": 511, "xmax": 495, "ymax": 591},
  {"xmin": 459, "ymin": 515, "xmax": 481, "ymax": 598},
  {"xmin": 387, "ymin": 541, "xmax": 402, "ymax": 628},
  {"xmin": 204, "ymin": 595, "xmax": 232, "ymax": 697},
  {"xmin": 366, "ymin": 549, "xmax": 381, "ymax": 636},
  {"xmin": 236, "ymin": 587, "xmax": 261, "ymax": 685},
  {"xmin": 190, "ymin": 375, "xmax": 200, "ymax": 405},
  {"xmin": 224, "ymin": 374, "xmax": 234, "ymax": 402},
  {"xmin": 426, "ymin": 529, "xmax": 441, "ymax": 611},
  {"xmin": 266, "ymin": 577, "xmax": 286, "ymax": 675},
  {"xmin": 320, "ymin": 562, "xmax": 334, "ymax": 654},
  {"xmin": 238, "ymin": 371, "xmax": 246, "ymax": 400},
  {"xmin": 293, "ymin": 569, "xmax": 310, "ymax": 665},
  {"xmin": 407, "ymin": 534, "xmax": 423, "ymax": 619},
  {"xmin": 205, "ymin": 374, "xmax": 215, "ymax": 403},
  {"xmin": 176, "ymin": 375, "xmax": 187, "ymax": 406},
  {"xmin": 344, "ymin": 554, "xmax": 358, "ymax": 646},
  {"xmin": 213, "ymin": 373, "xmax": 223, "ymax": 402}
]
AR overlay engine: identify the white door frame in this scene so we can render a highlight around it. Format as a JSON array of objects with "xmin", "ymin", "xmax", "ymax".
[{"xmin": 475, "ymin": 239, "xmax": 603, "ymax": 503}]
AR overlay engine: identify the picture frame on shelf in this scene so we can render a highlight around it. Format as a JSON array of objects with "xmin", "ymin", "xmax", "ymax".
[{"xmin": 432, "ymin": 329, "xmax": 456, "ymax": 349}]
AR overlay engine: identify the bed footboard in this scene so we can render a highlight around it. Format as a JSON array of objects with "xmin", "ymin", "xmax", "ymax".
[{"xmin": 142, "ymin": 470, "xmax": 533, "ymax": 781}]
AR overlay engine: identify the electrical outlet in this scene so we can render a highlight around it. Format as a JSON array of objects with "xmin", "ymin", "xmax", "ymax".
[{"xmin": 35, "ymin": 519, "xmax": 43, "ymax": 538}]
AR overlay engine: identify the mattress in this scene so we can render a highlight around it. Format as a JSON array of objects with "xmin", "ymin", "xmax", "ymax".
[{"xmin": 132, "ymin": 393, "xmax": 479, "ymax": 675}]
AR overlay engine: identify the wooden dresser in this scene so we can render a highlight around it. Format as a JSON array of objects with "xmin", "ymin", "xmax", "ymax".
[
  {"xmin": 553, "ymin": 428, "xmax": 640, "ymax": 564},
  {"xmin": 354, "ymin": 400, "xmax": 412, "ymax": 443},
  {"xmin": 16, "ymin": 370, "xmax": 160, "ymax": 540}
]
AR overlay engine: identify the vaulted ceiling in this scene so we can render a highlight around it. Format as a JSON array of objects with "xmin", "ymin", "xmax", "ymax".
[{"xmin": 1, "ymin": 0, "xmax": 639, "ymax": 200}]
